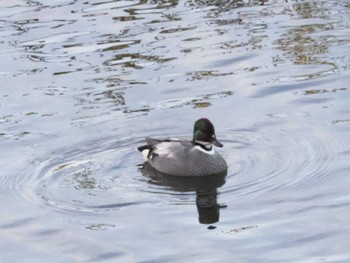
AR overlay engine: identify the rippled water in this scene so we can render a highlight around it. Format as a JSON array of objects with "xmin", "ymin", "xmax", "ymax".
[{"xmin": 1, "ymin": 0, "xmax": 350, "ymax": 262}]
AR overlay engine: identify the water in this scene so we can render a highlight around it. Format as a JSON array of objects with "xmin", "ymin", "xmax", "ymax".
[{"xmin": 1, "ymin": 0, "xmax": 350, "ymax": 262}]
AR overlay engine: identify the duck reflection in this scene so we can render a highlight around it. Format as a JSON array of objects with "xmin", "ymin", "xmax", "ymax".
[{"xmin": 139, "ymin": 162, "xmax": 227, "ymax": 224}]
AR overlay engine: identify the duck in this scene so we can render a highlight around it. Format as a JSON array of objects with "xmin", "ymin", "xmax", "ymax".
[{"xmin": 137, "ymin": 118, "xmax": 228, "ymax": 176}]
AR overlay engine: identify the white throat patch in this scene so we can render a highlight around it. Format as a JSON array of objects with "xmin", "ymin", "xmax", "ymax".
[{"xmin": 194, "ymin": 145, "xmax": 216, "ymax": 155}]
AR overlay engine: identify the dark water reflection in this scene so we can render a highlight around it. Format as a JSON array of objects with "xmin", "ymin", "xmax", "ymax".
[
  {"xmin": 1, "ymin": 0, "xmax": 350, "ymax": 262},
  {"xmin": 140, "ymin": 162, "xmax": 227, "ymax": 224}
]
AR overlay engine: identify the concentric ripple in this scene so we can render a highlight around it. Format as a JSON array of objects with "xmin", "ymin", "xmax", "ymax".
[
  {"xmin": 220, "ymin": 122, "xmax": 350, "ymax": 201},
  {"xmin": 19, "ymin": 135, "xmax": 225, "ymax": 215},
  {"xmin": 20, "ymin": 137, "xmax": 153, "ymax": 214},
  {"xmin": 10, "ymin": 120, "xmax": 348, "ymax": 217}
]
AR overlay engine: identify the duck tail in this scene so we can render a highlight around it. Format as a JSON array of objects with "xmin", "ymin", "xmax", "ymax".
[{"xmin": 137, "ymin": 145, "xmax": 151, "ymax": 160}]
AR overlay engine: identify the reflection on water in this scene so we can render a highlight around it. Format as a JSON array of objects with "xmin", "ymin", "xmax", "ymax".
[
  {"xmin": 196, "ymin": 190, "xmax": 223, "ymax": 225},
  {"xmin": 140, "ymin": 162, "xmax": 227, "ymax": 224}
]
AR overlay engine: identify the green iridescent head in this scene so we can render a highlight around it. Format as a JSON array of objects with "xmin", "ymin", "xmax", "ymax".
[{"xmin": 192, "ymin": 118, "xmax": 223, "ymax": 147}]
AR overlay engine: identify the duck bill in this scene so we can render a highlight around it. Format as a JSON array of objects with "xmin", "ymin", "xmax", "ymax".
[{"xmin": 212, "ymin": 138, "xmax": 223, "ymax": 147}]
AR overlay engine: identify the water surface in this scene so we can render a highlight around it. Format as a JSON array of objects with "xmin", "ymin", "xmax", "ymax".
[{"xmin": 1, "ymin": 0, "xmax": 350, "ymax": 262}]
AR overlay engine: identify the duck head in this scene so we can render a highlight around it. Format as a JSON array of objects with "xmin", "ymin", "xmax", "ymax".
[{"xmin": 192, "ymin": 118, "xmax": 223, "ymax": 149}]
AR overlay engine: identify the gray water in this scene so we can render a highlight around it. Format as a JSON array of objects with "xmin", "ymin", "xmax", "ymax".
[{"xmin": 1, "ymin": 0, "xmax": 350, "ymax": 262}]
